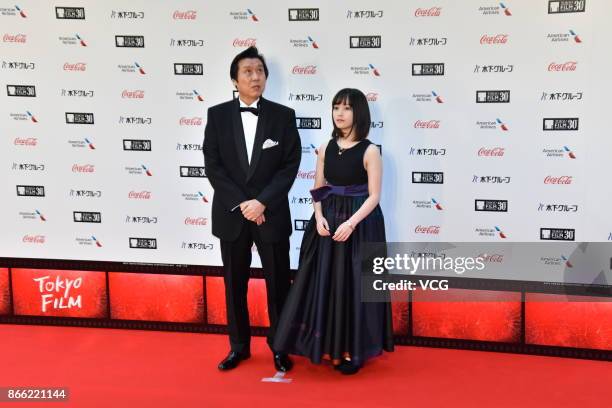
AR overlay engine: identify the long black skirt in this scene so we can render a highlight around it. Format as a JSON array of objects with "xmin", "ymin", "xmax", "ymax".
[{"xmin": 273, "ymin": 194, "xmax": 394, "ymax": 365}]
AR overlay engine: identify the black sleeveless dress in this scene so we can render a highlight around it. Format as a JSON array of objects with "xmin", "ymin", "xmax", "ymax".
[{"xmin": 273, "ymin": 139, "xmax": 394, "ymax": 365}]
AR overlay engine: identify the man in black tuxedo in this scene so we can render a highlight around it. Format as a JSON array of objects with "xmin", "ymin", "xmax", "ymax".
[{"xmin": 203, "ymin": 47, "xmax": 301, "ymax": 371}]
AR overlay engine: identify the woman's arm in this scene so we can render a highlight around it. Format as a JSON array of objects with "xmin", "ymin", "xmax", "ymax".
[
  {"xmin": 313, "ymin": 141, "xmax": 330, "ymax": 236},
  {"xmin": 313, "ymin": 141, "xmax": 328, "ymax": 218}
]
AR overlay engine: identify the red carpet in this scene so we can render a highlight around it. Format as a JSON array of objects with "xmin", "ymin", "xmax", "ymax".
[{"xmin": 0, "ymin": 324, "xmax": 609, "ymax": 408}]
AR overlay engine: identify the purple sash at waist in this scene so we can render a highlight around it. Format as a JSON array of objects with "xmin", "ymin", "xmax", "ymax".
[{"xmin": 309, "ymin": 184, "xmax": 368, "ymax": 203}]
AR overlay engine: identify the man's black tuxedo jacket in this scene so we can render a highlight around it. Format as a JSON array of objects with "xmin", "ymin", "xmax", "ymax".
[{"xmin": 203, "ymin": 97, "xmax": 301, "ymax": 243}]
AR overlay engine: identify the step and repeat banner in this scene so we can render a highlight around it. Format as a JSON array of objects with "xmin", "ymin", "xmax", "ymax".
[{"xmin": 2, "ymin": 1, "xmax": 612, "ymax": 279}]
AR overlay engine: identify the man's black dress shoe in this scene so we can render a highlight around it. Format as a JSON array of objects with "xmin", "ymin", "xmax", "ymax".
[
  {"xmin": 273, "ymin": 353, "xmax": 293, "ymax": 372},
  {"xmin": 218, "ymin": 351, "xmax": 250, "ymax": 371}
]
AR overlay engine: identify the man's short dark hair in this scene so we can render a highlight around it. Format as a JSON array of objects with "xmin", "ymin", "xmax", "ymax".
[
  {"xmin": 331, "ymin": 88, "xmax": 371, "ymax": 141},
  {"xmin": 230, "ymin": 46, "xmax": 269, "ymax": 81}
]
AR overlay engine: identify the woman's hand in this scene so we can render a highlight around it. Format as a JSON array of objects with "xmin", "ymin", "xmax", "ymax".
[
  {"xmin": 332, "ymin": 221, "xmax": 354, "ymax": 242},
  {"xmin": 316, "ymin": 216, "xmax": 331, "ymax": 236}
]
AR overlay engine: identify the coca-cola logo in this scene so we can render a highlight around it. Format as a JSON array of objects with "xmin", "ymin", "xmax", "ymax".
[
  {"xmin": 477, "ymin": 253, "xmax": 504, "ymax": 263},
  {"xmin": 548, "ymin": 61, "xmax": 577, "ymax": 71},
  {"xmin": 128, "ymin": 190, "xmax": 152, "ymax": 199},
  {"xmin": 297, "ymin": 170, "xmax": 315, "ymax": 179},
  {"xmin": 184, "ymin": 217, "xmax": 207, "ymax": 226},
  {"xmin": 292, "ymin": 65, "xmax": 317, "ymax": 75},
  {"xmin": 72, "ymin": 164, "xmax": 95, "ymax": 173},
  {"xmin": 366, "ymin": 92, "xmax": 379, "ymax": 102},
  {"xmin": 3, "ymin": 34, "xmax": 27, "ymax": 43},
  {"xmin": 63, "ymin": 62, "xmax": 86, "ymax": 71},
  {"xmin": 179, "ymin": 117, "xmax": 202, "ymax": 126},
  {"xmin": 173, "ymin": 10, "xmax": 197, "ymax": 20},
  {"xmin": 480, "ymin": 34, "xmax": 509, "ymax": 45},
  {"xmin": 233, "ymin": 38, "xmax": 257, "ymax": 47},
  {"xmin": 478, "ymin": 147, "xmax": 505, "ymax": 157},
  {"xmin": 122, "ymin": 90, "xmax": 145, "ymax": 99},
  {"xmin": 415, "ymin": 225, "xmax": 440, "ymax": 234},
  {"xmin": 544, "ymin": 175, "xmax": 573, "ymax": 184},
  {"xmin": 14, "ymin": 137, "xmax": 38, "ymax": 146},
  {"xmin": 415, "ymin": 7, "xmax": 442, "ymax": 17},
  {"xmin": 414, "ymin": 120, "xmax": 440, "ymax": 129},
  {"xmin": 22, "ymin": 234, "xmax": 45, "ymax": 243}
]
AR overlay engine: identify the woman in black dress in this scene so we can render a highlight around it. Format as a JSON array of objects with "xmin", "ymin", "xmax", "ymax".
[{"xmin": 274, "ymin": 88, "xmax": 394, "ymax": 375}]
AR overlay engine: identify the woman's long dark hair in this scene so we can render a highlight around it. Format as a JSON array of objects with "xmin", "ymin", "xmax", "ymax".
[{"xmin": 331, "ymin": 88, "xmax": 371, "ymax": 141}]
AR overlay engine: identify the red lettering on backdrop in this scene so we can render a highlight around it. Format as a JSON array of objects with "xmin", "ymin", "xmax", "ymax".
[
  {"xmin": 297, "ymin": 170, "xmax": 315, "ymax": 179},
  {"xmin": 179, "ymin": 117, "xmax": 203, "ymax": 126},
  {"xmin": 478, "ymin": 147, "xmax": 505, "ymax": 157},
  {"xmin": 414, "ymin": 120, "xmax": 440, "ymax": 129},
  {"xmin": 128, "ymin": 190, "xmax": 152, "ymax": 199},
  {"xmin": 121, "ymin": 90, "xmax": 145, "ymax": 99},
  {"xmin": 3, "ymin": 33, "xmax": 27, "ymax": 43},
  {"xmin": 72, "ymin": 164, "xmax": 95, "ymax": 173},
  {"xmin": 63, "ymin": 62, "xmax": 86, "ymax": 71},
  {"xmin": 480, "ymin": 34, "xmax": 509, "ymax": 45},
  {"xmin": 11, "ymin": 269, "xmax": 107, "ymax": 318},
  {"xmin": 14, "ymin": 137, "xmax": 38, "ymax": 146},
  {"xmin": 292, "ymin": 65, "xmax": 317, "ymax": 75},
  {"xmin": 415, "ymin": 7, "xmax": 442, "ymax": 17},
  {"xmin": 173, "ymin": 10, "xmax": 197, "ymax": 20},
  {"xmin": 22, "ymin": 235, "xmax": 45, "ymax": 243},
  {"xmin": 548, "ymin": 61, "xmax": 577, "ymax": 71},
  {"xmin": 414, "ymin": 225, "xmax": 441, "ymax": 234},
  {"xmin": 233, "ymin": 38, "xmax": 257, "ymax": 47},
  {"xmin": 184, "ymin": 217, "xmax": 207, "ymax": 226},
  {"xmin": 544, "ymin": 175, "xmax": 573, "ymax": 184}
]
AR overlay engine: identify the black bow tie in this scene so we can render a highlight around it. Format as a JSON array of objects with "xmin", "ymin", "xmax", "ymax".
[{"xmin": 240, "ymin": 107, "xmax": 259, "ymax": 116}]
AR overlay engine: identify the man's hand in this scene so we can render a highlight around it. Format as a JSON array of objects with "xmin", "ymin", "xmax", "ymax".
[
  {"xmin": 240, "ymin": 199, "xmax": 266, "ymax": 221},
  {"xmin": 255, "ymin": 214, "xmax": 266, "ymax": 226}
]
